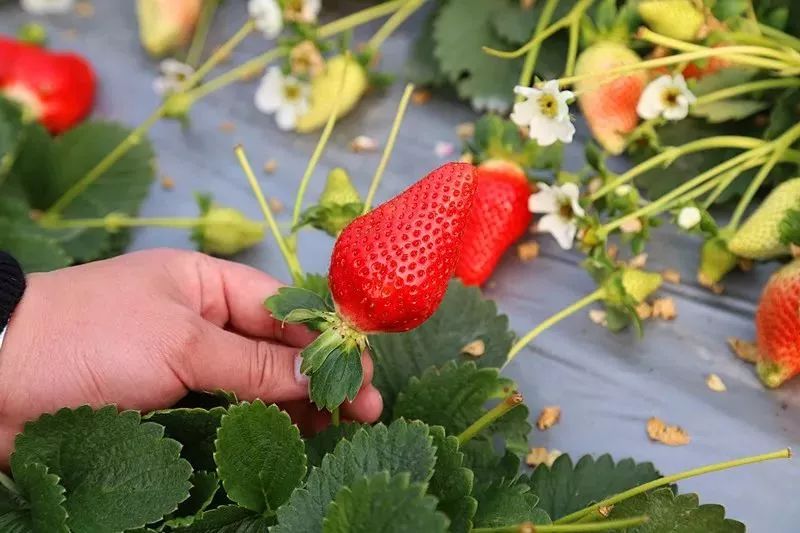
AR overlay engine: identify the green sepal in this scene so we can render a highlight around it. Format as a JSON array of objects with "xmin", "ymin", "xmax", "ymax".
[
  {"xmin": 265, "ymin": 286, "xmax": 332, "ymax": 321},
  {"xmin": 309, "ymin": 342, "xmax": 365, "ymax": 410},
  {"xmin": 293, "ymin": 202, "xmax": 363, "ymax": 237},
  {"xmin": 301, "ymin": 327, "xmax": 348, "ymax": 374},
  {"xmin": 779, "ymin": 208, "xmax": 800, "ymax": 245}
]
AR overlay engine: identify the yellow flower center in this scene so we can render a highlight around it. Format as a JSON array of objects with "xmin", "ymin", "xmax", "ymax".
[
  {"xmin": 283, "ymin": 83, "xmax": 302, "ymax": 102},
  {"xmin": 559, "ymin": 201, "xmax": 574, "ymax": 220},
  {"xmin": 538, "ymin": 93, "xmax": 559, "ymax": 119},
  {"xmin": 661, "ymin": 87, "xmax": 681, "ymax": 107}
]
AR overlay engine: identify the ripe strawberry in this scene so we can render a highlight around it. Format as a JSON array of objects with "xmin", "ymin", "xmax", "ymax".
[
  {"xmin": 0, "ymin": 37, "xmax": 95, "ymax": 133},
  {"xmin": 682, "ymin": 56, "xmax": 730, "ymax": 80},
  {"xmin": 329, "ymin": 162, "xmax": 477, "ymax": 333},
  {"xmin": 755, "ymin": 259, "xmax": 800, "ymax": 387},
  {"xmin": 455, "ymin": 159, "xmax": 532, "ymax": 286},
  {"xmin": 729, "ymin": 178, "xmax": 800, "ymax": 260},
  {"xmin": 638, "ymin": 0, "xmax": 705, "ymax": 42},
  {"xmin": 575, "ymin": 42, "xmax": 647, "ymax": 155}
]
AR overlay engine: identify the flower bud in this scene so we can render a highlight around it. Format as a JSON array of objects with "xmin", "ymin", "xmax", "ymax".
[{"xmin": 200, "ymin": 206, "xmax": 264, "ymax": 256}]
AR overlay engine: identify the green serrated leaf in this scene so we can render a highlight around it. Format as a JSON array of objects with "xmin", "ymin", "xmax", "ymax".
[
  {"xmin": 765, "ymin": 88, "xmax": 800, "ymax": 140},
  {"xmin": 322, "ymin": 472, "xmax": 449, "ymax": 533},
  {"xmin": 164, "ymin": 471, "xmax": 220, "ymax": 528},
  {"xmin": 392, "ymin": 361, "xmax": 531, "ymax": 453},
  {"xmin": 405, "ymin": 9, "xmax": 448, "ymax": 87},
  {"xmin": 779, "ymin": 208, "xmax": 800, "ymax": 244},
  {"xmin": 370, "ymin": 280, "xmax": 514, "ymax": 416},
  {"xmin": 607, "ymin": 488, "xmax": 745, "ymax": 532},
  {"xmin": 274, "ymin": 419, "xmax": 437, "ymax": 533},
  {"xmin": 168, "ymin": 505, "xmax": 273, "ymax": 532},
  {"xmin": 265, "ymin": 286, "xmax": 332, "ymax": 321},
  {"xmin": 528, "ymin": 454, "xmax": 661, "ymax": 521},
  {"xmin": 428, "ymin": 426, "xmax": 476, "ymax": 533},
  {"xmin": 473, "ymin": 479, "xmax": 551, "ymax": 528},
  {"xmin": 146, "ymin": 407, "xmax": 226, "ymax": 472},
  {"xmin": 461, "ymin": 440, "xmax": 521, "ymax": 491},
  {"xmin": 0, "ymin": 219, "xmax": 72, "ymax": 272},
  {"xmin": 304, "ymin": 422, "xmax": 364, "ymax": 469},
  {"xmin": 309, "ymin": 342, "xmax": 365, "ymax": 410},
  {"xmin": 0, "ymin": 484, "xmax": 31, "ymax": 533},
  {"xmin": 214, "ymin": 401, "xmax": 306, "ymax": 513},
  {"xmin": 301, "ymin": 328, "xmax": 346, "ymax": 373},
  {"xmin": 11, "ymin": 405, "xmax": 192, "ymax": 533},
  {"xmin": 12, "ymin": 462, "xmax": 68, "ymax": 533}
]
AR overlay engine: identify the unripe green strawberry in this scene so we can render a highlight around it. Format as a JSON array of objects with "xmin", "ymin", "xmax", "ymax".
[
  {"xmin": 621, "ymin": 268, "xmax": 663, "ymax": 303},
  {"xmin": 755, "ymin": 259, "xmax": 800, "ymax": 387},
  {"xmin": 200, "ymin": 206, "xmax": 264, "ymax": 256},
  {"xmin": 638, "ymin": 0, "xmax": 705, "ymax": 42},
  {"xmin": 320, "ymin": 168, "xmax": 361, "ymax": 207},
  {"xmin": 698, "ymin": 237, "xmax": 737, "ymax": 286},
  {"xmin": 728, "ymin": 178, "xmax": 800, "ymax": 260},
  {"xmin": 575, "ymin": 42, "xmax": 646, "ymax": 155}
]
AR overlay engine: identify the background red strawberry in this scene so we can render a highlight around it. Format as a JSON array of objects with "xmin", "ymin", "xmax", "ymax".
[
  {"xmin": 755, "ymin": 259, "xmax": 800, "ymax": 388},
  {"xmin": 456, "ymin": 159, "xmax": 532, "ymax": 286},
  {"xmin": 329, "ymin": 161, "xmax": 477, "ymax": 333},
  {"xmin": 0, "ymin": 36, "xmax": 96, "ymax": 134}
]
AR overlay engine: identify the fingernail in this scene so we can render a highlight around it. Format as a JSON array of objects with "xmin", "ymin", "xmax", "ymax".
[{"xmin": 294, "ymin": 354, "xmax": 309, "ymax": 385}]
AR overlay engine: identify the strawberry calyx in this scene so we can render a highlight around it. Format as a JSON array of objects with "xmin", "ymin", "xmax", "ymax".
[
  {"xmin": 463, "ymin": 114, "xmax": 561, "ymax": 171},
  {"xmin": 294, "ymin": 168, "xmax": 364, "ymax": 237},
  {"xmin": 756, "ymin": 359, "xmax": 792, "ymax": 389},
  {"xmin": 265, "ymin": 285, "xmax": 367, "ymax": 410}
]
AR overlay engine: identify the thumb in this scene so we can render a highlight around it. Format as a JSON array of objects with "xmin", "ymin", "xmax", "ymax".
[{"xmin": 176, "ymin": 322, "xmax": 311, "ymax": 403}]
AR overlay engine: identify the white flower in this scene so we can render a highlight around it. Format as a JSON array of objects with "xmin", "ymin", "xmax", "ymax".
[
  {"xmin": 283, "ymin": 0, "xmax": 321, "ymax": 24},
  {"xmin": 254, "ymin": 66, "xmax": 310, "ymax": 131},
  {"xmin": 249, "ymin": 0, "xmax": 283, "ymax": 39},
  {"xmin": 637, "ymin": 74, "xmax": 696, "ymax": 121},
  {"xmin": 152, "ymin": 59, "xmax": 195, "ymax": 96},
  {"xmin": 677, "ymin": 206, "xmax": 702, "ymax": 230},
  {"xmin": 511, "ymin": 80, "xmax": 575, "ymax": 147},
  {"xmin": 20, "ymin": 0, "xmax": 73, "ymax": 14},
  {"xmin": 529, "ymin": 182, "xmax": 585, "ymax": 250}
]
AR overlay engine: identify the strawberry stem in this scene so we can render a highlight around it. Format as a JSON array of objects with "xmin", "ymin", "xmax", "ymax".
[
  {"xmin": 757, "ymin": 23, "xmax": 800, "ymax": 51},
  {"xmin": 564, "ymin": 16, "xmax": 581, "ymax": 78},
  {"xmin": 366, "ymin": 0, "xmax": 427, "ymax": 51},
  {"xmin": 457, "ymin": 392, "xmax": 523, "ymax": 446},
  {"xmin": 39, "ymin": 214, "xmax": 265, "ymax": 231},
  {"xmin": 555, "ymin": 448, "xmax": 791, "ymax": 525},
  {"xmin": 362, "ymin": 83, "xmax": 415, "ymax": 214},
  {"xmin": 701, "ymin": 156, "xmax": 769, "ymax": 208},
  {"xmin": 472, "ymin": 516, "xmax": 649, "ymax": 533},
  {"xmin": 506, "ymin": 289, "xmax": 605, "ymax": 364},
  {"xmin": 185, "ymin": 0, "xmax": 221, "ymax": 68},
  {"xmin": 290, "ymin": 57, "xmax": 351, "ymax": 242},
  {"xmin": 235, "ymin": 145, "xmax": 305, "ymax": 285},
  {"xmin": 184, "ymin": 47, "xmax": 289, "ymax": 102},
  {"xmin": 517, "ymin": 0, "xmax": 559, "ymax": 92},
  {"xmin": 331, "ymin": 407, "xmax": 341, "ymax": 426},
  {"xmin": 694, "ymin": 78, "xmax": 800, "ymax": 107}
]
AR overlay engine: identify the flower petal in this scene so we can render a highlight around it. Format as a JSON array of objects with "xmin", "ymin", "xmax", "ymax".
[
  {"xmin": 510, "ymin": 100, "xmax": 537, "ymax": 129},
  {"xmin": 538, "ymin": 214, "xmax": 577, "ymax": 249},
  {"xmin": 254, "ymin": 67, "xmax": 285, "ymax": 113},
  {"xmin": 561, "ymin": 182, "xmax": 585, "ymax": 217},
  {"xmin": 275, "ymin": 105, "xmax": 298, "ymax": 131},
  {"xmin": 528, "ymin": 184, "xmax": 559, "ymax": 214},
  {"xmin": 528, "ymin": 115, "xmax": 560, "ymax": 146}
]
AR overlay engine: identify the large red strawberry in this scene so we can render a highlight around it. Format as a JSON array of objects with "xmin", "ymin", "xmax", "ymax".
[
  {"xmin": 455, "ymin": 159, "xmax": 532, "ymax": 286},
  {"xmin": 0, "ymin": 36, "xmax": 96, "ymax": 134},
  {"xmin": 754, "ymin": 259, "xmax": 800, "ymax": 388},
  {"xmin": 575, "ymin": 42, "xmax": 646, "ymax": 155},
  {"xmin": 329, "ymin": 162, "xmax": 477, "ymax": 332}
]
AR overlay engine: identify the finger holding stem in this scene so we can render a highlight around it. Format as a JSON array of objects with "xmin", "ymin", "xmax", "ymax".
[{"xmin": 235, "ymin": 145, "xmax": 305, "ymax": 284}]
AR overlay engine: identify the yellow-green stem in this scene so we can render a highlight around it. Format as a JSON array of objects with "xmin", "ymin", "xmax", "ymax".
[
  {"xmin": 366, "ymin": 0, "xmax": 426, "ymax": 51},
  {"xmin": 590, "ymin": 136, "xmax": 765, "ymax": 200},
  {"xmin": 556, "ymin": 46, "xmax": 792, "ymax": 87},
  {"xmin": 235, "ymin": 145, "xmax": 304, "ymax": 284},
  {"xmin": 331, "ymin": 408, "xmax": 341, "ymax": 426},
  {"xmin": 517, "ymin": 0, "xmax": 560, "ymax": 93},
  {"xmin": 598, "ymin": 144, "xmax": 773, "ymax": 237},
  {"xmin": 758, "ymin": 23, "xmax": 800, "ymax": 51},
  {"xmin": 291, "ymin": 58, "xmax": 350, "ymax": 235},
  {"xmin": 555, "ymin": 448, "xmax": 791, "ymax": 524},
  {"xmin": 317, "ymin": 0, "xmax": 406, "ymax": 38},
  {"xmin": 186, "ymin": 47, "xmax": 288, "ymax": 101},
  {"xmin": 484, "ymin": 0, "xmax": 593, "ymax": 59},
  {"xmin": 564, "ymin": 19, "xmax": 581, "ymax": 78},
  {"xmin": 638, "ymin": 27, "xmax": 799, "ymax": 66},
  {"xmin": 473, "ymin": 516, "xmax": 649, "ymax": 533},
  {"xmin": 457, "ymin": 392, "xmax": 523, "ymax": 446},
  {"xmin": 39, "ymin": 215, "xmax": 267, "ymax": 231},
  {"xmin": 701, "ymin": 156, "xmax": 769, "ymax": 208},
  {"xmin": 45, "ymin": 108, "xmax": 165, "ymax": 217},
  {"xmin": 695, "ymin": 77, "xmax": 800, "ymax": 106},
  {"xmin": 184, "ymin": 19, "xmax": 255, "ymax": 89},
  {"xmin": 506, "ymin": 289, "xmax": 605, "ymax": 363},
  {"xmin": 185, "ymin": 0, "xmax": 220, "ymax": 68},
  {"xmin": 670, "ymin": 156, "xmax": 767, "ymax": 208},
  {"xmin": 362, "ymin": 83, "xmax": 415, "ymax": 214}
]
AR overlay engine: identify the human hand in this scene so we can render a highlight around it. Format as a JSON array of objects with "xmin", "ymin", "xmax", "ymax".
[{"xmin": 0, "ymin": 248, "xmax": 383, "ymax": 468}]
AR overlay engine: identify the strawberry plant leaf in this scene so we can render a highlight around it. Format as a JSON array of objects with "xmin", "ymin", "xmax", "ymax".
[
  {"xmin": 322, "ymin": 472, "xmax": 449, "ymax": 533},
  {"xmin": 607, "ymin": 488, "xmax": 745, "ymax": 532},
  {"xmin": 370, "ymin": 280, "xmax": 514, "ymax": 415},
  {"xmin": 265, "ymin": 286, "xmax": 332, "ymax": 320},
  {"xmin": 405, "ymin": 10, "xmax": 447, "ymax": 87},
  {"xmin": 465, "ymin": 114, "xmax": 563, "ymax": 170},
  {"xmin": 765, "ymin": 88, "xmax": 800, "ymax": 140},
  {"xmin": 392, "ymin": 361, "xmax": 531, "ymax": 453},
  {"xmin": 0, "ymin": 219, "xmax": 72, "ymax": 272},
  {"xmin": 0, "ymin": 96, "xmax": 24, "ymax": 175},
  {"xmin": 309, "ymin": 343, "xmax": 365, "ymax": 410},
  {"xmin": 429, "ymin": 426, "xmax": 476, "ymax": 533},
  {"xmin": 433, "ymin": 0, "xmax": 521, "ymax": 111},
  {"xmin": 298, "ymin": 273, "xmax": 331, "ymax": 302},
  {"xmin": 146, "ymin": 407, "xmax": 227, "ymax": 472},
  {"xmin": 472, "ymin": 479, "xmax": 551, "ymax": 528},
  {"xmin": 304, "ymin": 422, "xmax": 364, "ymax": 469},
  {"xmin": 168, "ymin": 505, "xmax": 273, "ymax": 532},
  {"xmin": 690, "ymin": 100, "xmax": 771, "ymax": 123},
  {"xmin": 527, "ymin": 453, "xmax": 662, "ymax": 521},
  {"xmin": 214, "ymin": 401, "xmax": 306, "ymax": 513},
  {"xmin": 0, "ymin": 483, "xmax": 30, "ymax": 533},
  {"xmin": 11, "ymin": 462, "xmax": 68, "ymax": 533},
  {"xmin": 11, "ymin": 405, "xmax": 192, "ymax": 533},
  {"xmin": 779, "ymin": 208, "xmax": 800, "ymax": 245},
  {"xmin": 274, "ymin": 419, "xmax": 437, "ymax": 533},
  {"xmin": 164, "ymin": 471, "xmax": 220, "ymax": 528},
  {"xmin": 461, "ymin": 440, "xmax": 521, "ymax": 491}
]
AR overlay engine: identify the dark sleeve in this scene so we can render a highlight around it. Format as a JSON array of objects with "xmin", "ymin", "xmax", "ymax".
[{"xmin": 0, "ymin": 252, "xmax": 26, "ymax": 333}]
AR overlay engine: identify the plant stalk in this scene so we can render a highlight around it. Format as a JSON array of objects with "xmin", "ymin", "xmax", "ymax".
[
  {"xmin": 506, "ymin": 289, "xmax": 605, "ymax": 363},
  {"xmin": 185, "ymin": 0, "xmax": 221, "ymax": 68},
  {"xmin": 457, "ymin": 392, "xmax": 523, "ymax": 446},
  {"xmin": 758, "ymin": 23, "xmax": 800, "ymax": 51},
  {"xmin": 555, "ymin": 448, "xmax": 791, "ymax": 524},
  {"xmin": 362, "ymin": 83, "xmax": 415, "ymax": 214},
  {"xmin": 694, "ymin": 78, "xmax": 800, "ymax": 106},
  {"xmin": 366, "ymin": 0, "xmax": 427, "ymax": 51},
  {"xmin": 473, "ymin": 516, "xmax": 649, "ymax": 533},
  {"xmin": 235, "ymin": 145, "xmax": 304, "ymax": 284},
  {"xmin": 517, "ymin": 0, "xmax": 560, "ymax": 92},
  {"xmin": 39, "ymin": 215, "xmax": 266, "ymax": 230}
]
